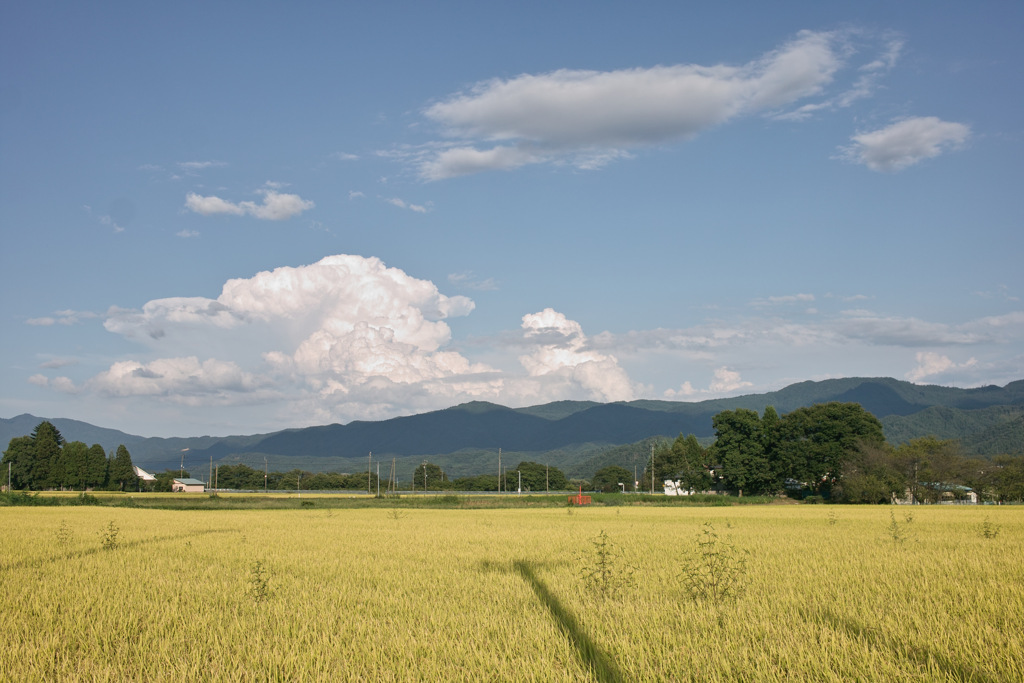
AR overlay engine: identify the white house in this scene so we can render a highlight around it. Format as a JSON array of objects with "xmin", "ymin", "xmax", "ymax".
[
  {"xmin": 664, "ymin": 480, "xmax": 694, "ymax": 496},
  {"xmin": 172, "ymin": 478, "xmax": 206, "ymax": 493},
  {"xmin": 133, "ymin": 466, "xmax": 157, "ymax": 482}
]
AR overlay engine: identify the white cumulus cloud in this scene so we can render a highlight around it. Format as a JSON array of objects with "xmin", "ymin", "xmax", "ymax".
[
  {"xmin": 906, "ymin": 352, "xmax": 977, "ymax": 383},
  {"xmin": 91, "ymin": 255, "xmax": 499, "ymax": 419},
  {"xmin": 78, "ymin": 257, "xmax": 646, "ymax": 423},
  {"xmin": 518, "ymin": 308, "xmax": 635, "ymax": 402},
  {"xmin": 840, "ymin": 116, "xmax": 971, "ymax": 171},
  {"xmin": 664, "ymin": 367, "xmax": 753, "ymax": 399}
]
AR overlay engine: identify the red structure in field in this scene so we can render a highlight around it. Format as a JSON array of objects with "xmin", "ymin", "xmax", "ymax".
[{"xmin": 569, "ymin": 485, "xmax": 592, "ymax": 506}]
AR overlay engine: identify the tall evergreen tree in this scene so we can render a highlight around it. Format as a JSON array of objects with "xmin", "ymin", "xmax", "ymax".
[
  {"xmin": 107, "ymin": 445, "xmax": 138, "ymax": 491},
  {"xmin": 85, "ymin": 444, "xmax": 108, "ymax": 490},
  {"xmin": 30, "ymin": 421, "xmax": 64, "ymax": 489},
  {"xmin": 60, "ymin": 441, "xmax": 90, "ymax": 490}
]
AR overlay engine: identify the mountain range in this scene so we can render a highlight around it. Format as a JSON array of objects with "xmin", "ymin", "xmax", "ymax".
[{"xmin": 3, "ymin": 377, "xmax": 1023, "ymax": 479}]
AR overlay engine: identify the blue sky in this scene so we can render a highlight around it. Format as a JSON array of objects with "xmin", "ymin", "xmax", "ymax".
[{"xmin": 2, "ymin": 1, "xmax": 1021, "ymax": 437}]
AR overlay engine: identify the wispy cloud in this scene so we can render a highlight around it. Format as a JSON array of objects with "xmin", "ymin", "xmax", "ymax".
[
  {"xmin": 751, "ymin": 293, "xmax": 816, "ymax": 307},
  {"xmin": 83, "ymin": 204, "xmax": 126, "ymax": 233},
  {"xmin": 383, "ymin": 196, "xmax": 431, "ymax": 213},
  {"xmin": 40, "ymin": 357, "xmax": 79, "ymax": 369},
  {"xmin": 177, "ymin": 160, "xmax": 228, "ymax": 171},
  {"xmin": 26, "ymin": 310, "xmax": 98, "ymax": 326},
  {"xmin": 185, "ymin": 190, "xmax": 315, "ymax": 220},
  {"xmin": 448, "ymin": 271, "xmax": 498, "ymax": 291}
]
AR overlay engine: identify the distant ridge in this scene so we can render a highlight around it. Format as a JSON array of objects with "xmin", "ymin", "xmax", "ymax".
[{"xmin": 3, "ymin": 378, "xmax": 1022, "ymax": 475}]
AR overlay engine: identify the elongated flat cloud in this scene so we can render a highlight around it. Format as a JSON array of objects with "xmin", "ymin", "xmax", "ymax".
[
  {"xmin": 417, "ymin": 30, "xmax": 897, "ymax": 179},
  {"xmin": 90, "ymin": 357, "xmax": 263, "ymax": 398},
  {"xmin": 185, "ymin": 190, "xmax": 314, "ymax": 220},
  {"xmin": 840, "ymin": 116, "xmax": 971, "ymax": 171}
]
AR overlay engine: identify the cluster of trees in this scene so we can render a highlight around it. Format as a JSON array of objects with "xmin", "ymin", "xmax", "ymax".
[
  {"xmin": 400, "ymin": 460, "xmax": 570, "ymax": 492},
  {"xmin": 703, "ymin": 403, "xmax": 886, "ymax": 497},
  {"xmin": 2, "ymin": 422, "xmax": 138, "ymax": 491},
  {"xmin": 170, "ymin": 460, "xmax": 573, "ymax": 493},
  {"xmin": 841, "ymin": 437, "xmax": 1024, "ymax": 504},
  {"xmin": 206, "ymin": 464, "xmax": 378, "ymax": 492},
  {"xmin": 621, "ymin": 403, "xmax": 1024, "ymax": 502}
]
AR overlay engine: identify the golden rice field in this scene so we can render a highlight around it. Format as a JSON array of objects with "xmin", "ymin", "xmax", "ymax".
[{"xmin": 2, "ymin": 501, "xmax": 1022, "ymax": 682}]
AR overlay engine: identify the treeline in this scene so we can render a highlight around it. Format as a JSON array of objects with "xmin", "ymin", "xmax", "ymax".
[
  {"xmin": 7, "ymin": 408, "xmax": 1024, "ymax": 502},
  {"xmin": 628, "ymin": 403, "xmax": 1024, "ymax": 502},
  {"xmin": 212, "ymin": 460, "xmax": 573, "ymax": 492},
  {"xmin": 2, "ymin": 422, "xmax": 139, "ymax": 491}
]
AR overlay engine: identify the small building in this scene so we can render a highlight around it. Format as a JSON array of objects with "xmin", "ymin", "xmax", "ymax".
[
  {"xmin": 133, "ymin": 466, "xmax": 157, "ymax": 482},
  {"xmin": 665, "ymin": 480, "xmax": 693, "ymax": 496},
  {"xmin": 893, "ymin": 484, "xmax": 978, "ymax": 505},
  {"xmin": 172, "ymin": 477, "xmax": 206, "ymax": 493}
]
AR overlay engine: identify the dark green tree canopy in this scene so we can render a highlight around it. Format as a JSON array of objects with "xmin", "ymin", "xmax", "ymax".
[
  {"xmin": 413, "ymin": 462, "xmax": 448, "ymax": 490},
  {"xmin": 2, "ymin": 436, "xmax": 34, "ymax": 490},
  {"xmin": 776, "ymin": 402, "xmax": 885, "ymax": 493},
  {"xmin": 513, "ymin": 461, "xmax": 568, "ymax": 492},
  {"xmin": 592, "ymin": 465, "xmax": 632, "ymax": 493},
  {"xmin": 711, "ymin": 408, "xmax": 775, "ymax": 495}
]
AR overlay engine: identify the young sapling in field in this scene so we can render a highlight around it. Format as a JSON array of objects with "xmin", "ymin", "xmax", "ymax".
[
  {"xmin": 679, "ymin": 522, "xmax": 748, "ymax": 602},
  {"xmin": 99, "ymin": 521, "xmax": 119, "ymax": 550},
  {"xmin": 580, "ymin": 530, "xmax": 635, "ymax": 596}
]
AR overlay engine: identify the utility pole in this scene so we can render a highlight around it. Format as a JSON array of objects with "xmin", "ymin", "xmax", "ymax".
[
  {"xmin": 497, "ymin": 448, "xmax": 502, "ymax": 493},
  {"xmin": 651, "ymin": 443, "xmax": 655, "ymax": 495},
  {"xmin": 209, "ymin": 455, "xmax": 213, "ymax": 489},
  {"xmin": 377, "ymin": 462, "xmax": 380, "ymax": 497},
  {"xmin": 423, "ymin": 461, "xmax": 428, "ymax": 495},
  {"xmin": 518, "ymin": 470, "xmax": 521, "ymax": 495},
  {"xmin": 264, "ymin": 457, "xmax": 268, "ymax": 493},
  {"xmin": 368, "ymin": 452, "xmax": 372, "ymax": 495},
  {"xmin": 546, "ymin": 464, "xmax": 549, "ymax": 493}
]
